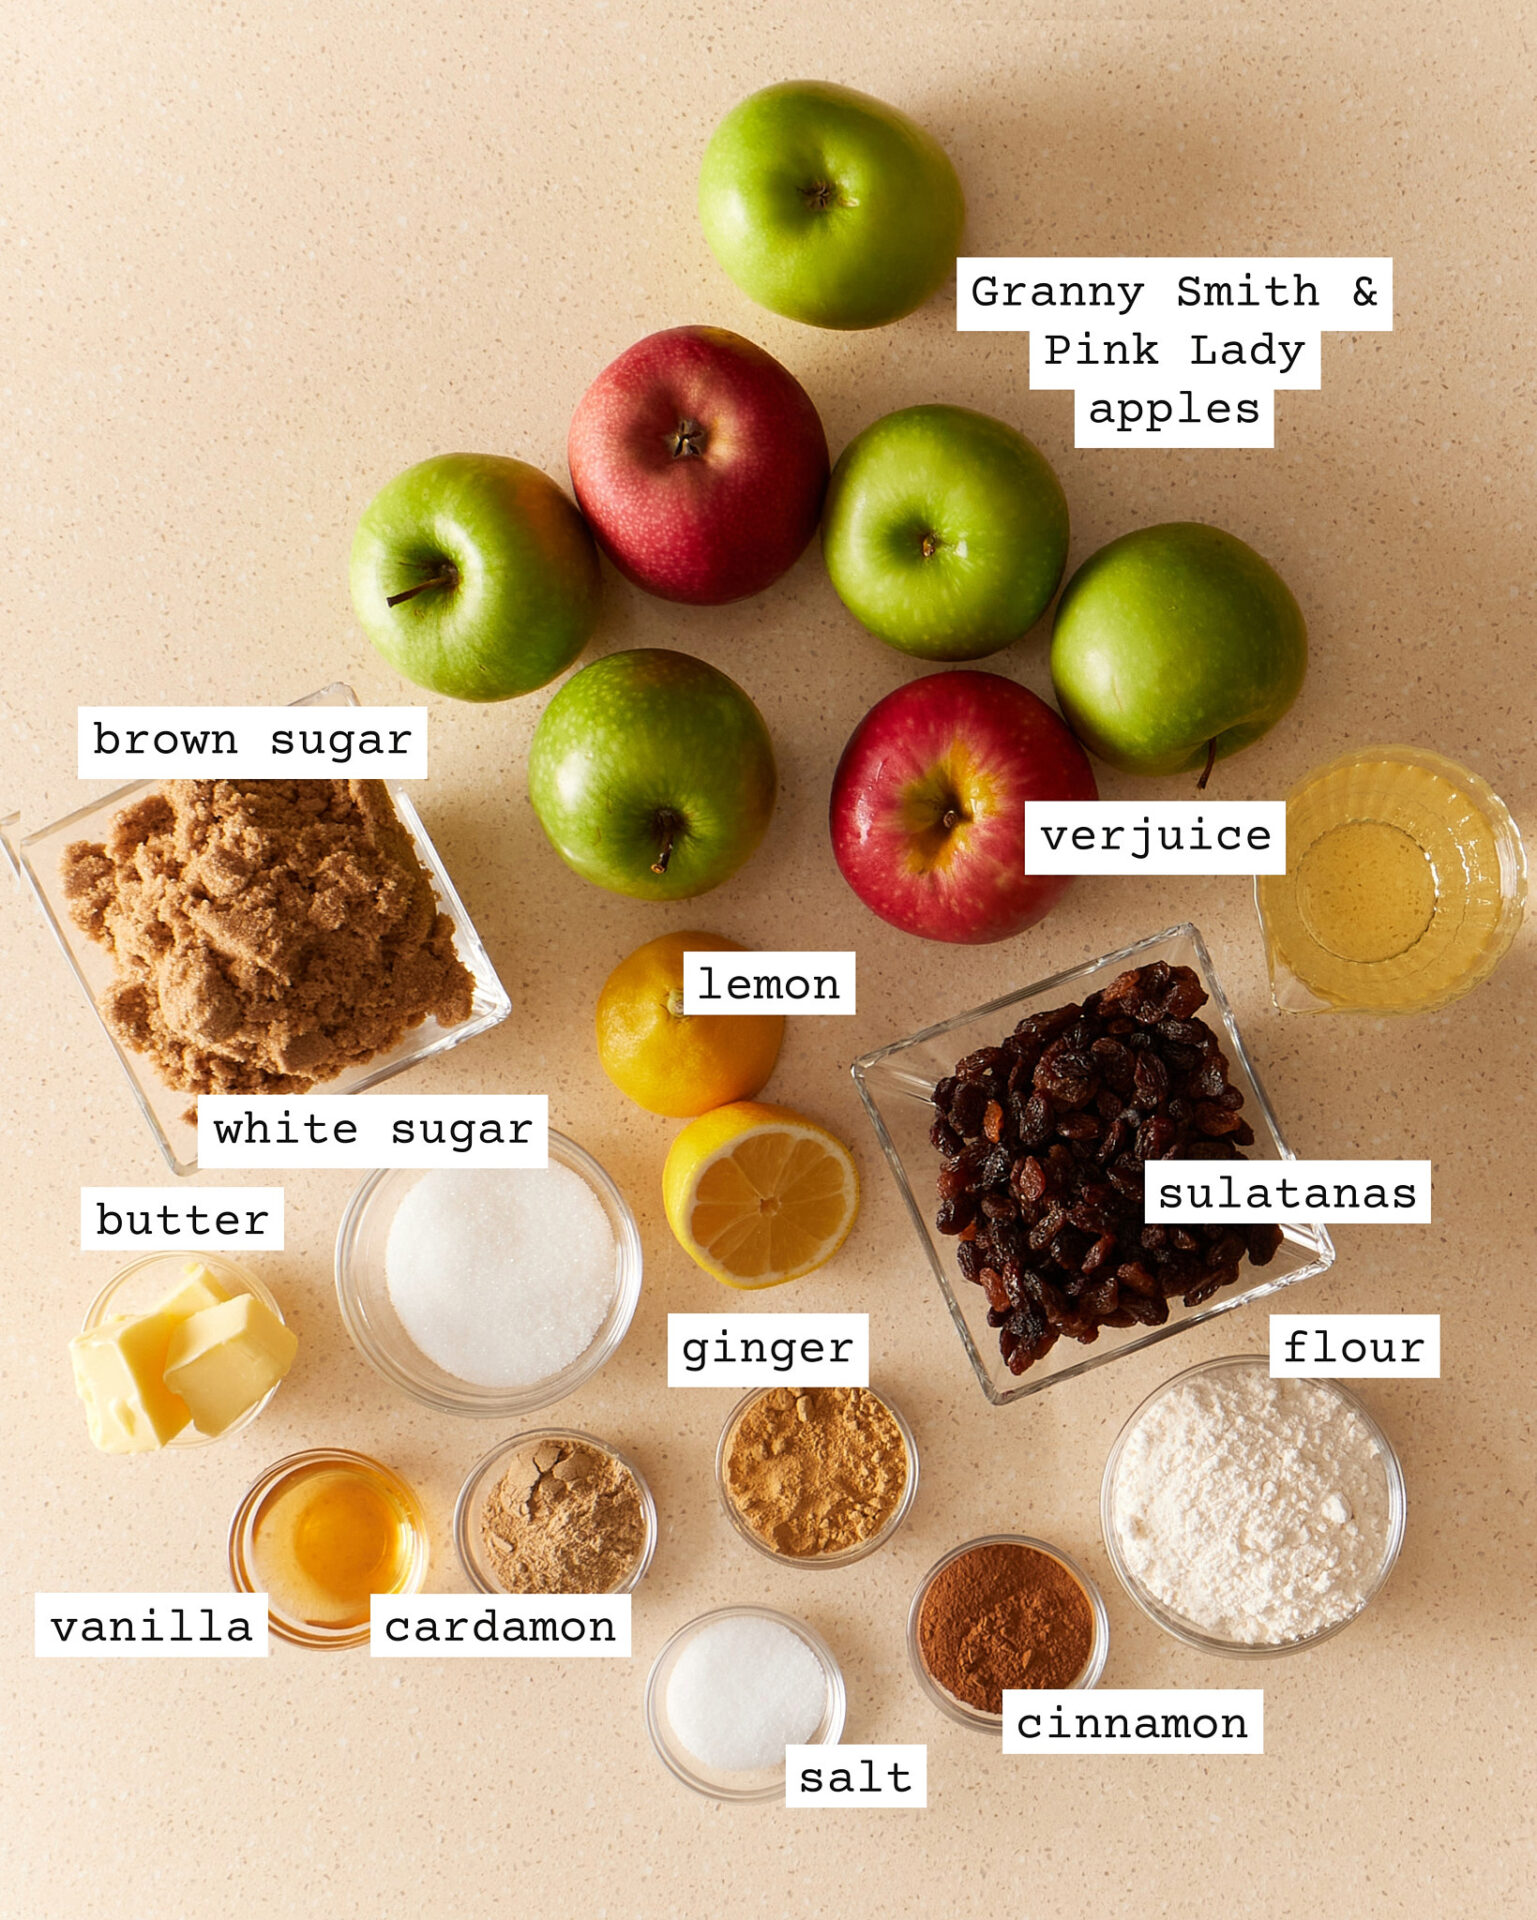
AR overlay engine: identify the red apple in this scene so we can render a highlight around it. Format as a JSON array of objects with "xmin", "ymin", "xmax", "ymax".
[
  {"xmin": 829, "ymin": 670, "xmax": 1098, "ymax": 943},
  {"xmin": 567, "ymin": 325, "xmax": 829, "ymax": 605}
]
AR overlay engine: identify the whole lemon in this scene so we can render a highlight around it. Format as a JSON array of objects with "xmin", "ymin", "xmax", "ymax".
[{"xmin": 596, "ymin": 931, "xmax": 784, "ymax": 1118}]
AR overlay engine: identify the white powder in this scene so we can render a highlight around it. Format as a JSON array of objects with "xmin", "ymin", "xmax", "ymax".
[
  {"xmin": 666, "ymin": 1617, "xmax": 827, "ymax": 1774},
  {"xmin": 385, "ymin": 1166, "xmax": 617, "ymax": 1389},
  {"xmin": 1110, "ymin": 1366, "xmax": 1392, "ymax": 1645}
]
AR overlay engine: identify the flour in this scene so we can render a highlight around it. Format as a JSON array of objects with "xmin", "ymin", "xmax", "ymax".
[{"xmin": 1110, "ymin": 1365, "xmax": 1392, "ymax": 1645}]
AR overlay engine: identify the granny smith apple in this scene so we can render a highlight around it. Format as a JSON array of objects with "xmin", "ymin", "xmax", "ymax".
[
  {"xmin": 698, "ymin": 81, "xmax": 965, "ymax": 330},
  {"xmin": 528, "ymin": 649, "xmax": 777, "ymax": 900},
  {"xmin": 822, "ymin": 405, "xmax": 1069, "ymax": 659},
  {"xmin": 1050, "ymin": 522, "xmax": 1307, "ymax": 781},
  {"xmin": 350, "ymin": 453, "xmax": 600, "ymax": 702}
]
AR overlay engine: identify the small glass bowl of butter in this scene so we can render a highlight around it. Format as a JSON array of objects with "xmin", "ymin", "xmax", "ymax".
[{"xmin": 74, "ymin": 1252, "xmax": 293, "ymax": 1451}]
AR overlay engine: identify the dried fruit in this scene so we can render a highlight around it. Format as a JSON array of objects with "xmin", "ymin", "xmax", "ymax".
[{"xmin": 928, "ymin": 962, "xmax": 1283, "ymax": 1375}]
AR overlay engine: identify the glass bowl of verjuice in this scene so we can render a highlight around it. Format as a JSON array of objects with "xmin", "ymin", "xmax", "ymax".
[{"xmin": 1255, "ymin": 745, "xmax": 1526, "ymax": 1014}]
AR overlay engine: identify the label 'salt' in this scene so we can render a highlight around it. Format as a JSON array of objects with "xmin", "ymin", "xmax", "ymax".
[{"xmin": 786, "ymin": 1745, "xmax": 928, "ymax": 1807}]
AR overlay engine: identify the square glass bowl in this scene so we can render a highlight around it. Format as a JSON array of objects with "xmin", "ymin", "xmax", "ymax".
[
  {"xmin": 851, "ymin": 924, "xmax": 1335, "ymax": 1405},
  {"xmin": 17, "ymin": 684, "xmax": 511, "ymax": 1175}
]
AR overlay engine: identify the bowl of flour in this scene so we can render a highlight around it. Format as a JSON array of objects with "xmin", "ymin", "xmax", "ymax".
[{"xmin": 1102, "ymin": 1354, "xmax": 1406, "ymax": 1655}]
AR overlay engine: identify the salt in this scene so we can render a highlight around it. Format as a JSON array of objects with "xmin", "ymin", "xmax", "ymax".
[
  {"xmin": 666, "ymin": 1616, "xmax": 827, "ymax": 1774},
  {"xmin": 385, "ymin": 1166, "xmax": 616, "ymax": 1389}
]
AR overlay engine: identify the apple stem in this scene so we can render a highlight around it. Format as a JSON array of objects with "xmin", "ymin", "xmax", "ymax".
[
  {"xmin": 650, "ymin": 808, "xmax": 684, "ymax": 875},
  {"xmin": 921, "ymin": 534, "xmax": 940, "ymax": 559},
  {"xmin": 942, "ymin": 808, "xmax": 962, "ymax": 831},
  {"xmin": 386, "ymin": 567, "xmax": 459, "ymax": 608},
  {"xmin": 1197, "ymin": 737, "xmax": 1218, "ymax": 791}
]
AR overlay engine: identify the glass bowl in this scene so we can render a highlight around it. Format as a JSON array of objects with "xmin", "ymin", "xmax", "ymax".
[
  {"xmin": 228, "ymin": 1446, "xmax": 430, "ymax": 1650},
  {"xmin": 713, "ymin": 1385, "xmax": 919, "ymax": 1569},
  {"xmin": 851, "ymin": 923, "xmax": 1336, "ymax": 1405},
  {"xmin": 1101, "ymin": 1353, "xmax": 1407, "ymax": 1657},
  {"xmin": 16, "ymin": 683, "xmax": 511, "ymax": 1176},
  {"xmin": 78, "ymin": 1251, "xmax": 289, "ymax": 1449},
  {"xmin": 644, "ymin": 1605, "xmax": 847, "ymax": 1801},
  {"xmin": 906, "ymin": 1533, "xmax": 1110, "ymax": 1732},
  {"xmin": 334, "ymin": 1130, "xmax": 643, "ymax": 1417},
  {"xmin": 1255, "ymin": 745, "xmax": 1527, "ymax": 1014},
  {"xmin": 454, "ymin": 1426, "xmax": 658, "ymax": 1594}
]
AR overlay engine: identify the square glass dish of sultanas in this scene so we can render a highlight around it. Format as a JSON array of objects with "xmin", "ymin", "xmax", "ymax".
[{"xmin": 851, "ymin": 925, "xmax": 1334, "ymax": 1406}]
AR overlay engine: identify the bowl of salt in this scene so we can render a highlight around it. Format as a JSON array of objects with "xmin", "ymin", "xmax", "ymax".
[{"xmin": 334, "ymin": 1131, "xmax": 642, "ymax": 1417}]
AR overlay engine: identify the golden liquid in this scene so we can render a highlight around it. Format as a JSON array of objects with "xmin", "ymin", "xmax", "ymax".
[
  {"xmin": 1258, "ymin": 751, "xmax": 1522, "ymax": 1013},
  {"xmin": 250, "ymin": 1462, "xmax": 417, "ymax": 1629}
]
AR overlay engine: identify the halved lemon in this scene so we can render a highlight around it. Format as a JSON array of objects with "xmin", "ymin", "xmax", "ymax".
[{"xmin": 662, "ymin": 1101, "xmax": 860, "ymax": 1288}]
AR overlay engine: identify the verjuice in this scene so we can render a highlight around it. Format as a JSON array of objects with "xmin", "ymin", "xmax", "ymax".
[{"xmin": 1257, "ymin": 748, "xmax": 1525, "ymax": 1013}]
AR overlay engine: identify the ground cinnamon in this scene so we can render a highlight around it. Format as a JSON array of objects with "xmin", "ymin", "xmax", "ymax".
[
  {"xmin": 61, "ymin": 778, "xmax": 473, "ymax": 1100},
  {"xmin": 918, "ymin": 1540, "xmax": 1094, "ymax": 1711}
]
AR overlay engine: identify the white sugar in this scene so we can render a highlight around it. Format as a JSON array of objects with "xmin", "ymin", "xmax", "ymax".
[
  {"xmin": 385, "ymin": 1166, "xmax": 617, "ymax": 1389},
  {"xmin": 666, "ymin": 1617, "xmax": 826, "ymax": 1774}
]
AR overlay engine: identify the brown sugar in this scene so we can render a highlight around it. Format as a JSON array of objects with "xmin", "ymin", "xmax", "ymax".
[
  {"xmin": 722, "ymin": 1387, "xmax": 909, "ymax": 1558},
  {"xmin": 61, "ymin": 779, "xmax": 474, "ymax": 1099},
  {"xmin": 918, "ymin": 1540, "xmax": 1094, "ymax": 1712}
]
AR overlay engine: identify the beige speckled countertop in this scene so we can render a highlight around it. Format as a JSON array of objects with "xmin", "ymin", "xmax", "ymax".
[{"xmin": 3, "ymin": 4, "xmax": 1533, "ymax": 1915}]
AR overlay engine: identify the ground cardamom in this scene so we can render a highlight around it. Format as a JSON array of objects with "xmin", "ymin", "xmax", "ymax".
[{"xmin": 478, "ymin": 1437, "xmax": 647, "ymax": 1594}]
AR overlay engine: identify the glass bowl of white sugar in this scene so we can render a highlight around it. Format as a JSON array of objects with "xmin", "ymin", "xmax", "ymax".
[
  {"xmin": 1101, "ymin": 1353, "xmax": 1407, "ymax": 1657},
  {"xmin": 334, "ymin": 1132, "xmax": 642, "ymax": 1416}
]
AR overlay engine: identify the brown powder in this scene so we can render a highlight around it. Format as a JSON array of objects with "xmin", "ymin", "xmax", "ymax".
[
  {"xmin": 478, "ymin": 1437, "xmax": 648, "ymax": 1594},
  {"xmin": 918, "ymin": 1541, "xmax": 1094, "ymax": 1712},
  {"xmin": 722, "ymin": 1387, "xmax": 909, "ymax": 1558},
  {"xmin": 60, "ymin": 779, "xmax": 474, "ymax": 1099}
]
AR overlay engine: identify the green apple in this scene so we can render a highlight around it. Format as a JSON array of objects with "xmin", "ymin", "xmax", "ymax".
[
  {"xmin": 698, "ymin": 81, "xmax": 965, "ymax": 330},
  {"xmin": 350, "ymin": 453, "xmax": 600, "ymax": 702},
  {"xmin": 527, "ymin": 649, "xmax": 777, "ymax": 900},
  {"xmin": 821, "ymin": 405, "xmax": 1069, "ymax": 659},
  {"xmin": 1050, "ymin": 522, "xmax": 1308, "ymax": 780}
]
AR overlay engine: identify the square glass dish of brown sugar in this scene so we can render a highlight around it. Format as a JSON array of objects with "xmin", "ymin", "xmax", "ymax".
[
  {"xmin": 852, "ymin": 924, "xmax": 1335, "ymax": 1405},
  {"xmin": 18, "ymin": 684, "xmax": 510, "ymax": 1175}
]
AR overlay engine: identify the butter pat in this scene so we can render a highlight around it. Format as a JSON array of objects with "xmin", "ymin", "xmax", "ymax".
[
  {"xmin": 164, "ymin": 1294, "xmax": 298, "ymax": 1437},
  {"xmin": 69, "ymin": 1314, "xmax": 192, "ymax": 1453},
  {"xmin": 153, "ymin": 1261, "xmax": 233, "ymax": 1323}
]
